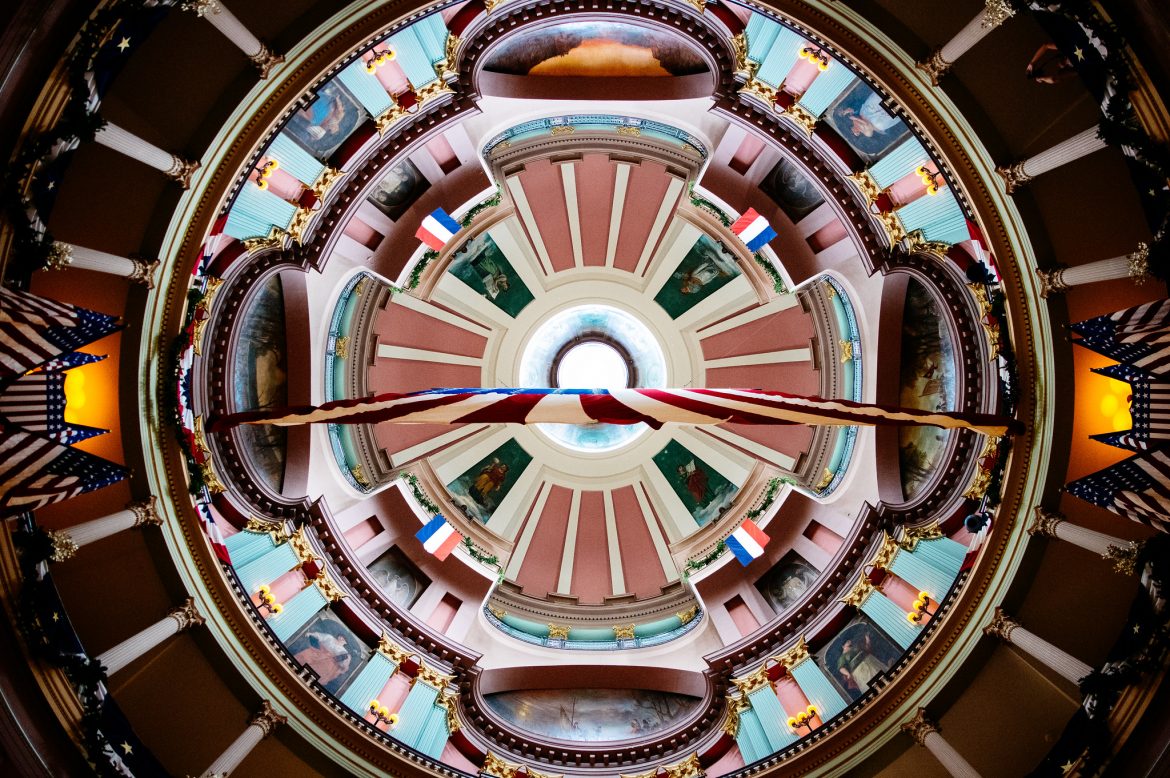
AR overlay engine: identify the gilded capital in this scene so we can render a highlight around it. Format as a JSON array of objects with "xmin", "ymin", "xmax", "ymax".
[
  {"xmin": 983, "ymin": 607, "xmax": 1020, "ymax": 643},
  {"xmin": 168, "ymin": 597, "xmax": 205, "ymax": 631},
  {"xmin": 613, "ymin": 623, "xmax": 636, "ymax": 640},
  {"xmin": 377, "ymin": 633, "xmax": 412, "ymax": 665},
  {"xmin": 45, "ymin": 241, "xmax": 74, "ymax": 270},
  {"xmin": 289, "ymin": 527, "xmax": 320, "ymax": 568},
  {"xmin": 996, "ymin": 160, "xmax": 1031, "ymax": 194},
  {"xmin": 1036, "ymin": 266, "xmax": 1069, "ymax": 298},
  {"xmin": 783, "ymin": 102, "xmax": 818, "ymax": 136},
  {"xmin": 128, "ymin": 258, "xmax": 159, "ymax": 288},
  {"xmin": 731, "ymin": 665, "xmax": 771, "ymax": 696},
  {"xmin": 676, "ymin": 604, "xmax": 699, "ymax": 625},
  {"xmin": 898, "ymin": 522, "xmax": 944, "ymax": 552},
  {"xmin": 841, "ymin": 572, "xmax": 875, "ymax": 609},
  {"xmin": 130, "ymin": 496, "xmax": 161, "ymax": 528},
  {"xmin": 916, "ymin": 48, "xmax": 951, "ymax": 87},
  {"xmin": 722, "ymin": 695, "xmax": 750, "ymax": 737},
  {"xmin": 248, "ymin": 44, "xmax": 284, "ymax": 79},
  {"xmin": 1128, "ymin": 242, "xmax": 1151, "ymax": 283},
  {"xmin": 415, "ymin": 662, "xmax": 455, "ymax": 690},
  {"xmin": 1103, "ymin": 540, "xmax": 1144, "ymax": 576},
  {"xmin": 250, "ymin": 700, "xmax": 287, "ymax": 737},
  {"xmin": 164, "ymin": 156, "xmax": 200, "ymax": 189},
  {"xmin": 870, "ymin": 533, "xmax": 901, "ymax": 570},
  {"xmin": 981, "ymin": 0, "xmax": 1016, "ymax": 29},
  {"xmin": 1028, "ymin": 506, "xmax": 1064, "ymax": 538},
  {"xmin": 548, "ymin": 623, "xmax": 571, "ymax": 640},
  {"xmin": 313, "ymin": 569, "xmax": 347, "ymax": 603},
  {"xmin": 776, "ymin": 637, "xmax": 810, "ymax": 671},
  {"xmin": 900, "ymin": 707, "xmax": 937, "ymax": 746},
  {"xmin": 47, "ymin": 529, "xmax": 78, "ymax": 562}
]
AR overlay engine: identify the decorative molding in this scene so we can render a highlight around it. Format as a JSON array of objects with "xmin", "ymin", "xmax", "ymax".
[
  {"xmin": 848, "ymin": 170, "xmax": 883, "ymax": 206},
  {"xmin": 288, "ymin": 528, "xmax": 320, "ymax": 568},
  {"xmin": 783, "ymin": 102, "xmax": 818, "ymax": 135},
  {"xmin": 313, "ymin": 568, "xmax": 347, "ymax": 603},
  {"xmin": 311, "ymin": 166, "xmax": 344, "ymax": 199},
  {"xmin": 620, "ymin": 753, "xmax": 702, "ymax": 778}
]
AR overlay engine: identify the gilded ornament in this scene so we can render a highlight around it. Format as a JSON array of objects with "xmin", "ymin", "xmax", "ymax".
[
  {"xmin": 722, "ymin": 696, "xmax": 750, "ymax": 737},
  {"xmin": 377, "ymin": 634, "xmax": 413, "ymax": 665},
  {"xmin": 840, "ymin": 572, "xmax": 875, "ymax": 609},
  {"xmin": 415, "ymin": 662, "xmax": 455, "ymax": 690},
  {"xmin": 900, "ymin": 707, "xmax": 937, "ymax": 746},
  {"xmin": 333, "ymin": 336, "xmax": 349, "ymax": 360},
  {"xmin": 250, "ymin": 700, "xmax": 287, "ymax": 737},
  {"xmin": 242, "ymin": 229, "xmax": 283, "ymax": 254},
  {"xmin": 285, "ymin": 206, "xmax": 314, "ymax": 244},
  {"xmin": 815, "ymin": 468, "xmax": 835, "ymax": 492},
  {"xmin": 200, "ymin": 461, "xmax": 227, "ymax": 494},
  {"xmin": 776, "ymin": 637, "xmax": 810, "ymax": 670},
  {"xmin": 848, "ymin": 170, "xmax": 883, "ymax": 206},
  {"xmin": 620, "ymin": 753, "xmax": 702, "ymax": 778},
  {"xmin": 289, "ymin": 527, "xmax": 320, "ymax": 568},
  {"xmin": 245, "ymin": 517, "xmax": 291, "ymax": 544},
  {"xmin": 980, "ymin": 0, "xmax": 1016, "ymax": 29},
  {"xmin": 168, "ymin": 597, "xmax": 205, "ymax": 631},
  {"xmin": 898, "ymin": 522, "xmax": 944, "ymax": 552},
  {"xmin": 731, "ymin": 665, "xmax": 770, "ymax": 695},
  {"xmin": 1128, "ymin": 242, "xmax": 1151, "ymax": 283},
  {"xmin": 550, "ymin": 125, "xmax": 576, "ymax": 136},
  {"xmin": 129, "ymin": 496, "xmax": 161, "ymax": 528},
  {"xmin": 311, "ymin": 166, "xmax": 344, "ymax": 199},
  {"xmin": 870, "ymin": 533, "xmax": 901, "ymax": 571},
  {"xmin": 616, "ymin": 126, "xmax": 642, "ymax": 137},
  {"xmin": 483, "ymin": 0, "xmax": 500, "ymax": 12},
  {"xmin": 438, "ymin": 690, "xmax": 461, "ymax": 734},
  {"xmin": 784, "ymin": 102, "xmax": 818, "ymax": 136},
  {"xmin": 996, "ymin": 160, "xmax": 1031, "ymax": 194},
  {"xmin": 963, "ymin": 436, "xmax": 1002, "ymax": 500},
  {"xmin": 906, "ymin": 230, "xmax": 951, "ymax": 257},
  {"xmin": 376, "ymin": 104, "xmax": 409, "ymax": 135},
  {"xmin": 983, "ymin": 607, "xmax": 1020, "ymax": 643},
  {"xmin": 164, "ymin": 156, "xmax": 200, "ymax": 189},
  {"xmin": 840, "ymin": 339, "xmax": 854, "ymax": 363},
  {"xmin": 547, "ymin": 623, "xmax": 571, "ymax": 640},
  {"xmin": 444, "ymin": 35, "xmax": 460, "ymax": 73},
  {"xmin": 45, "ymin": 241, "xmax": 74, "ymax": 270},
  {"xmin": 351, "ymin": 464, "xmax": 372, "ymax": 489},
  {"xmin": 676, "ymin": 604, "xmax": 699, "ymax": 625},
  {"xmin": 248, "ymin": 45, "xmax": 284, "ymax": 79},
  {"xmin": 482, "ymin": 752, "xmax": 517, "ymax": 778},
  {"xmin": 128, "ymin": 259, "xmax": 159, "ymax": 289},
  {"xmin": 487, "ymin": 604, "xmax": 506, "ymax": 620},
  {"xmin": 612, "ymin": 623, "xmax": 636, "ymax": 640},
  {"xmin": 1027, "ymin": 506, "xmax": 1063, "ymax": 538},
  {"xmin": 684, "ymin": 0, "xmax": 706, "ymax": 13},
  {"xmin": 1036, "ymin": 266, "xmax": 1069, "ymax": 298},
  {"xmin": 738, "ymin": 77, "xmax": 777, "ymax": 108},
  {"xmin": 1103, "ymin": 540, "xmax": 1144, "ymax": 576},
  {"xmin": 916, "ymin": 48, "xmax": 951, "ymax": 86},
  {"xmin": 181, "ymin": 0, "xmax": 222, "ymax": 17},
  {"xmin": 313, "ymin": 569, "xmax": 347, "ymax": 603},
  {"xmin": 47, "ymin": 529, "xmax": 78, "ymax": 562},
  {"xmin": 416, "ymin": 80, "xmax": 454, "ymax": 106},
  {"xmin": 731, "ymin": 33, "xmax": 754, "ymax": 78}
]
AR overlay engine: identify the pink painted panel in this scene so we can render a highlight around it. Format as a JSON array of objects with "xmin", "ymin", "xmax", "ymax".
[
  {"xmin": 441, "ymin": 742, "xmax": 478, "ymax": 773},
  {"xmin": 374, "ymin": 304, "xmax": 487, "ymax": 358},
  {"xmin": 576, "ymin": 154, "xmax": 616, "ymax": 266},
  {"xmin": 571, "ymin": 491, "xmax": 611, "ymax": 604},
  {"xmin": 515, "ymin": 485, "xmax": 572, "ymax": 597},
  {"xmin": 367, "ymin": 358, "xmax": 479, "ymax": 395},
  {"xmin": 886, "ymin": 167, "xmax": 937, "ymax": 208},
  {"xmin": 427, "ymin": 592, "xmax": 461, "ymax": 632},
  {"xmin": 611, "ymin": 486, "xmax": 666, "ymax": 598},
  {"xmin": 807, "ymin": 219, "xmax": 849, "ymax": 252},
  {"xmin": 700, "ymin": 306, "xmax": 814, "ymax": 358},
  {"xmin": 782, "ymin": 58, "xmax": 820, "ymax": 96},
  {"xmin": 253, "ymin": 166, "xmax": 305, "ymax": 201},
  {"xmin": 803, "ymin": 522, "xmax": 843, "ymax": 556},
  {"xmin": 705, "ymin": 363, "xmax": 820, "ymax": 396},
  {"xmin": 728, "ymin": 134, "xmax": 765, "ymax": 175},
  {"xmin": 775, "ymin": 677, "xmax": 811, "ymax": 716},
  {"xmin": 426, "ymin": 134, "xmax": 461, "ymax": 175},
  {"xmin": 713, "ymin": 422, "xmax": 814, "ymax": 462},
  {"xmin": 705, "ymin": 745, "xmax": 746, "ymax": 777},
  {"xmin": 344, "ymin": 516, "xmax": 381, "ymax": 550},
  {"xmin": 260, "ymin": 570, "xmax": 307, "ymax": 607},
  {"xmin": 519, "ymin": 159, "xmax": 575, "ymax": 272},
  {"xmin": 377, "ymin": 671, "xmax": 413, "ymax": 713},
  {"xmin": 726, "ymin": 595, "xmax": 760, "ymax": 637},
  {"xmin": 373, "ymin": 422, "xmax": 474, "ymax": 459},
  {"xmin": 343, "ymin": 216, "xmax": 381, "ymax": 248},
  {"xmin": 881, "ymin": 572, "xmax": 934, "ymax": 627},
  {"xmin": 614, "ymin": 161, "xmax": 672, "ymax": 273},
  {"xmin": 371, "ymin": 51, "xmax": 412, "ymax": 96}
]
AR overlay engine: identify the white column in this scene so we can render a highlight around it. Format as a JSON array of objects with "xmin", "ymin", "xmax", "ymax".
[
  {"xmin": 917, "ymin": 0, "xmax": 1015, "ymax": 85},
  {"xmin": 93, "ymin": 122, "xmax": 199, "ymax": 188},
  {"xmin": 1035, "ymin": 244, "xmax": 1150, "ymax": 297},
  {"xmin": 182, "ymin": 0, "xmax": 283, "ymax": 78},
  {"xmin": 200, "ymin": 701, "xmax": 286, "ymax": 777},
  {"xmin": 45, "ymin": 242, "xmax": 158, "ymax": 287},
  {"xmin": 997, "ymin": 127, "xmax": 1108, "ymax": 193},
  {"xmin": 97, "ymin": 598, "xmax": 203, "ymax": 676},
  {"xmin": 45, "ymin": 498, "xmax": 160, "ymax": 561},
  {"xmin": 1029, "ymin": 507, "xmax": 1145, "ymax": 574},
  {"xmin": 902, "ymin": 709, "xmax": 982, "ymax": 778},
  {"xmin": 984, "ymin": 608, "xmax": 1093, "ymax": 686}
]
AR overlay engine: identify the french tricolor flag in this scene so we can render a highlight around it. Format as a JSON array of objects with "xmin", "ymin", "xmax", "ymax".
[
  {"xmin": 415, "ymin": 208, "xmax": 462, "ymax": 251},
  {"xmin": 730, "ymin": 208, "xmax": 778, "ymax": 253},
  {"xmin": 415, "ymin": 514, "xmax": 464, "ymax": 561},
  {"xmin": 725, "ymin": 519, "xmax": 769, "ymax": 566}
]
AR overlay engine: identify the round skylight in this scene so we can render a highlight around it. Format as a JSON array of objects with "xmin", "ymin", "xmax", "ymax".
[{"xmin": 555, "ymin": 341, "xmax": 629, "ymax": 389}]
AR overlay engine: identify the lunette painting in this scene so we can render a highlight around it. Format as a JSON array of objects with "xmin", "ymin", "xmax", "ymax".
[
  {"xmin": 653, "ymin": 234, "xmax": 741, "ymax": 320},
  {"xmin": 286, "ymin": 80, "xmax": 367, "ymax": 162},
  {"xmin": 898, "ymin": 279, "xmax": 957, "ymax": 500},
  {"xmin": 445, "ymin": 437, "xmax": 534, "ymax": 524},
  {"xmin": 651, "ymin": 439, "xmax": 737, "ymax": 527},
  {"xmin": 231, "ymin": 274, "xmax": 287, "ymax": 493},
  {"xmin": 759, "ymin": 157, "xmax": 826, "ymax": 223},
  {"xmin": 818, "ymin": 615, "xmax": 902, "ymax": 702},
  {"xmin": 367, "ymin": 159, "xmax": 430, "ymax": 222},
  {"xmin": 367, "ymin": 546, "xmax": 429, "ymax": 609},
  {"xmin": 447, "ymin": 232, "xmax": 535, "ymax": 318},
  {"xmin": 756, "ymin": 551, "xmax": 820, "ymax": 615},
  {"xmin": 483, "ymin": 688, "xmax": 701, "ymax": 742},
  {"xmin": 822, "ymin": 80, "xmax": 911, "ymax": 166},
  {"xmin": 286, "ymin": 608, "xmax": 369, "ymax": 696}
]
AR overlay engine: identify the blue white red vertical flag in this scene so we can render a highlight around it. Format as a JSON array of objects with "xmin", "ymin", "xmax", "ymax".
[
  {"xmin": 198, "ymin": 504, "xmax": 232, "ymax": 565},
  {"xmin": 415, "ymin": 208, "xmax": 461, "ymax": 251},
  {"xmin": 415, "ymin": 514, "xmax": 464, "ymax": 560},
  {"xmin": 730, "ymin": 208, "xmax": 778, "ymax": 252},
  {"xmin": 725, "ymin": 518, "xmax": 769, "ymax": 566}
]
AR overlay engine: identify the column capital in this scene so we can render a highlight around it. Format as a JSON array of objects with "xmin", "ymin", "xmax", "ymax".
[
  {"xmin": 248, "ymin": 44, "xmax": 284, "ymax": 79},
  {"xmin": 128, "ymin": 258, "xmax": 159, "ymax": 288},
  {"xmin": 250, "ymin": 700, "xmax": 287, "ymax": 737},
  {"xmin": 916, "ymin": 48, "xmax": 951, "ymax": 87},
  {"xmin": 1035, "ymin": 266, "xmax": 1069, "ymax": 298},
  {"xmin": 1027, "ymin": 506, "xmax": 1064, "ymax": 537},
  {"xmin": 1128, "ymin": 242, "xmax": 1151, "ymax": 283},
  {"xmin": 46, "ymin": 529, "xmax": 78, "ymax": 562},
  {"xmin": 1103, "ymin": 540, "xmax": 1145, "ymax": 576},
  {"xmin": 983, "ymin": 607, "xmax": 1020, "ymax": 643},
  {"xmin": 901, "ymin": 707, "xmax": 938, "ymax": 746},
  {"xmin": 181, "ymin": 0, "xmax": 222, "ymax": 16},
  {"xmin": 165, "ymin": 156, "xmax": 200, "ymax": 189},
  {"xmin": 980, "ymin": 0, "xmax": 1015, "ymax": 29},
  {"xmin": 130, "ymin": 496, "xmax": 162, "ymax": 528},
  {"xmin": 45, "ymin": 241, "xmax": 74, "ymax": 270},
  {"xmin": 995, "ymin": 160, "xmax": 1031, "ymax": 194},
  {"xmin": 169, "ymin": 597, "xmax": 205, "ymax": 631}
]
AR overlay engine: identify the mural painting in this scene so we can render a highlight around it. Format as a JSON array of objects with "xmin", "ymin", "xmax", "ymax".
[
  {"xmin": 483, "ymin": 688, "xmax": 701, "ymax": 742},
  {"xmin": 482, "ymin": 21, "xmax": 708, "ymax": 78},
  {"xmin": 447, "ymin": 232, "xmax": 535, "ymax": 318},
  {"xmin": 756, "ymin": 551, "xmax": 820, "ymax": 615},
  {"xmin": 367, "ymin": 159, "xmax": 430, "ymax": 221},
  {"xmin": 287, "ymin": 608, "xmax": 369, "ymax": 696},
  {"xmin": 286, "ymin": 81, "xmax": 367, "ymax": 162},
  {"xmin": 446, "ymin": 438, "xmax": 534, "ymax": 524},
  {"xmin": 231, "ymin": 274, "xmax": 287, "ymax": 493},
  {"xmin": 651, "ymin": 439, "xmax": 737, "ymax": 527},
  {"xmin": 759, "ymin": 157, "xmax": 826, "ymax": 223},
  {"xmin": 367, "ymin": 546, "xmax": 429, "ymax": 609},
  {"xmin": 898, "ymin": 279, "xmax": 957, "ymax": 500},
  {"xmin": 653, "ymin": 234, "xmax": 741, "ymax": 320},
  {"xmin": 819, "ymin": 615, "xmax": 901, "ymax": 702},
  {"xmin": 822, "ymin": 81, "xmax": 911, "ymax": 166}
]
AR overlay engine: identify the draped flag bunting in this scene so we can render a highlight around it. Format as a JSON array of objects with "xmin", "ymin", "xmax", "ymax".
[
  {"xmin": 0, "ymin": 369, "xmax": 108, "ymax": 443},
  {"xmin": 1071, "ymin": 298, "xmax": 1170, "ymax": 375},
  {"xmin": 415, "ymin": 207, "xmax": 461, "ymax": 251},
  {"xmin": 0, "ymin": 287, "xmax": 120, "ymax": 382},
  {"xmin": 209, "ymin": 387, "xmax": 1020, "ymax": 436},
  {"xmin": 198, "ymin": 504, "xmax": 232, "ymax": 565},
  {"xmin": 730, "ymin": 207, "xmax": 778, "ymax": 252},
  {"xmin": 0, "ymin": 417, "xmax": 128, "ymax": 518},
  {"xmin": 725, "ymin": 519, "xmax": 769, "ymax": 566},
  {"xmin": 415, "ymin": 514, "xmax": 463, "ymax": 561},
  {"xmin": 1065, "ymin": 448, "xmax": 1170, "ymax": 533}
]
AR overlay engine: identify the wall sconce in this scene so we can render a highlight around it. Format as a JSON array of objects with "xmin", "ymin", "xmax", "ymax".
[
  {"xmin": 787, "ymin": 704, "xmax": 819, "ymax": 734},
  {"xmin": 798, "ymin": 46, "xmax": 830, "ymax": 72},
  {"xmin": 368, "ymin": 700, "xmax": 400, "ymax": 730},
  {"xmin": 256, "ymin": 584, "xmax": 283, "ymax": 615},
  {"xmin": 365, "ymin": 48, "xmax": 397, "ymax": 74},
  {"xmin": 916, "ymin": 165, "xmax": 941, "ymax": 195},
  {"xmin": 254, "ymin": 158, "xmax": 280, "ymax": 190},
  {"xmin": 907, "ymin": 591, "xmax": 933, "ymax": 624}
]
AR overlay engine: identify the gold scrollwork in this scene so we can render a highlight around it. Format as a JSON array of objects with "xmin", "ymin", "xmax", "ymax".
[
  {"xmin": 775, "ymin": 637, "xmax": 810, "ymax": 670},
  {"xmin": 415, "ymin": 662, "xmax": 455, "ymax": 690},
  {"xmin": 784, "ymin": 102, "xmax": 818, "ymax": 135},
  {"xmin": 377, "ymin": 634, "xmax": 413, "ymax": 665},
  {"xmin": 848, "ymin": 170, "xmax": 883, "ymax": 206},
  {"xmin": 731, "ymin": 665, "xmax": 770, "ymax": 695},
  {"xmin": 676, "ymin": 605, "xmax": 699, "ymax": 625},
  {"xmin": 840, "ymin": 572, "xmax": 875, "ymax": 609},
  {"xmin": 612, "ymin": 623, "xmax": 636, "ymax": 640},
  {"xmin": 547, "ymin": 623, "xmax": 571, "ymax": 640}
]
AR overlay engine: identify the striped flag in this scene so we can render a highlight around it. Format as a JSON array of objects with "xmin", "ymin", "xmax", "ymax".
[
  {"xmin": 725, "ymin": 519, "xmax": 769, "ymax": 566},
  {"xmin": 415, "ymin": 208, "xmax": 461, "ymax": 251},
  {"xmin": 1, "ymin": 287, "xmax": 120, "ymax": 382},
  {"xmin": 0, "ymin": 370, "xmax": 107, "ymax": 443},
  {"xmin": 1072, "ymin": 298, "xmax": 1170, "ymax": 376},
  {"xmin": 210, "ymin": 387, "xmax": 1021, "ymax": 437},
  {"xmin": 1088, "ymin": 363, "xmax": 1170, "ymax": 452},
  {"xmin": 0, "ymin": 418, "xmax": 127, "ymax": 518},
  {"xmin": 415, "ymin": 514, "xmax": 463, "ymax": 560},
  {"xmin": 730, "ymin": 208, "xmax": 777, "ymax": 252},
  {"xmin": 1066, "ymin": 448, "xmax": 1170, "ymax": 533},
  {"xmin": 198, "ymin": 504, "xmax": 232, "ymax": 565}
]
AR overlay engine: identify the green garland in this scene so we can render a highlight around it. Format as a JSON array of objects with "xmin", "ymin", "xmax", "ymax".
[
  {"xmin": 685, "ymin": 477, "xmax": 787, "ymax": 575},
  {"xmin": 689, "ymin": 186, "xmax": 733, "ymax": 227},
  {"xmin": 754, "ymin": 253, "xmax": 789, "ymax": 294},
  {"xmin": 399, "ymin": 473, "xmax": 501, "ymax": 569}
]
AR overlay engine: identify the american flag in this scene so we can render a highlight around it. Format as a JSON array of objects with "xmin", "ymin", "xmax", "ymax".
[
  {"xmin": 209, "ymin": 387, "xmax": 1020, "ymax": 436},
  {"xmin": 1089, "ymin": 363, "xmax": 1170, "ymax": 452},
  {"xmin": 1, "ymin": 287, "xmax": 120, "ymax": 383},
  {"xmin": 197, "ymin": 504, "xmax": 232, "ymax": 565},
  {"xmin": 1072, "ymin": 298, "xmax": 1170, "ymax": 376},
  {"xmin": 0, "ymin": 417, "xmax": 127, "ymax": 518},
  {"xmin": 1065, "ymin": 448, "xmax": 1170, "ymax": 533},
  {"xmin": 0, "ymin": 368, "xmax": 108, "ymax": 444}
]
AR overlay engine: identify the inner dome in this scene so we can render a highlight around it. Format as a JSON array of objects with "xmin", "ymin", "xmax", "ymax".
[{"xmin": 554, "ymin": 341, "xmax": 629, "ymax": 389}]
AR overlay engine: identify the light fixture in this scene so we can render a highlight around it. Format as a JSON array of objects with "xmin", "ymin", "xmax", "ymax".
[
  {"xmin": 365, "ymin": 48, "xmax": 397, "ymax": 74},
  {"xmin": 798, "ymin": 46, "xmax": 830, "ymax": 71},
  {"xmin": 256, "ymin": 584, "xmax": 283, "ymax": 615},
  {"xmin": 907, "ymin": 591, "xmax": 933, "ymax": 624},
  {"xmin": 254, "ymin": 158, "xmax": 280, "ymax": 190},
  {"xmin": 787, "ymin": 704, "xmax": 819, "ymax": 734},
  {"xmin": 917, "ymin": 165, "xmax": 941, "ymax": 195},
  {"xmin": 368, "ymin": 700, "xmax": 400, "ymax": 730}
]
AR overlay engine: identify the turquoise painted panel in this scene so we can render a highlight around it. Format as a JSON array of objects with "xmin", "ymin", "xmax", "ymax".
[
  {"xmin": 748, "ymin": 686, "xmax": 797, "ymax": 752},
  {"xmin": 790, "ymin": 658, "xmax": 847, "ymax": 719},
  {"xmin": 339, "ymin": 652, "xmax": 397, "ymax": 713},
  {"xmin": 266, "ymin": 132, "xmax": 326, "ymax": 185},
  {"xmin": 235, "ymin": 541, "xmax": 298, "ymax": 593},
  {"xmin": 270, "ymin": 582, "xmax": 328, "ymax": 642},
  {"xmin": 224, "ymin": 530, "xmax": 274, "ymax": 569},
  {"xmin": 861, "ymin": 590, "xmax": 919, "ymax": 650}
]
